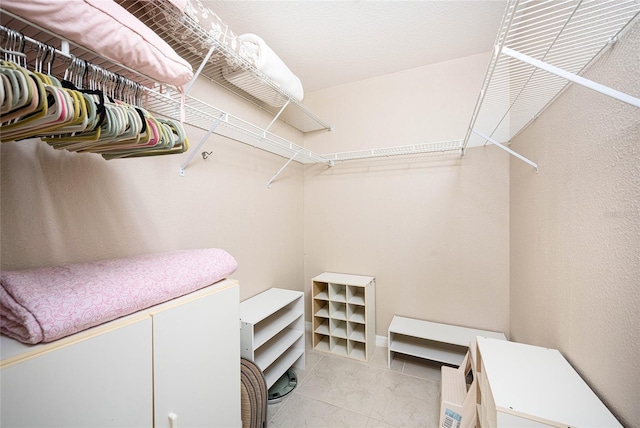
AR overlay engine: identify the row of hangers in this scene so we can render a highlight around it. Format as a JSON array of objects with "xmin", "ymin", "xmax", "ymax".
[{"xmin": 0, "ymin": 26, "xmax": 189, "ymax": 159}]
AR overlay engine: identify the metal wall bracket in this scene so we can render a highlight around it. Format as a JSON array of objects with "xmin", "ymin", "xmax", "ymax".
[
  {"xmin": 267, "ymin": 149, "xmax": 302, "ymax": 188},
  {"xmin": 179, "ymin": 113, "xmax": 226, "ymax": 176},
  {"xmin": 472, "ymin": 130, "xmax": 538, "ymax": 172}
]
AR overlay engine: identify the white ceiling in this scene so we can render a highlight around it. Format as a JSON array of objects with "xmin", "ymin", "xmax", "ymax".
[{"xmin": 204, "ymin": 1, "xmax": 508, "ymax": 92}]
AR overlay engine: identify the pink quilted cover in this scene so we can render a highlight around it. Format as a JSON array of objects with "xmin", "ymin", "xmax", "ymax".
[
  {"xmin": 0, "ymin": 249, "xmax": 237, "ymax": 344},
  {"xmin": 2, "ymin": 0, "xmax": 194, "ymax": 87}
]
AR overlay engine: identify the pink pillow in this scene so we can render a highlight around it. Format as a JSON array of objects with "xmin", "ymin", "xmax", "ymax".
[{"xmin": 2, "ymin": 0, "xmax": 194, "ymax": 87}]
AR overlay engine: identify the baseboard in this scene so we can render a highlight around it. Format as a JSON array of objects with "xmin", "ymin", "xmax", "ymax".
[{"xmin": 376, "ymin": 335, "xmax": 388, "ymax": 348}]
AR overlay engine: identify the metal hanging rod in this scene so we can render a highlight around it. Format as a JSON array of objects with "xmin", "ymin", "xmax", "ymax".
[
  {"xmin": 502, "ymin": 46, "xmax": 640, "ymax": 108},
  {"xmin": 472, "ymin": 130, "xmax": 538, "ymax": 172},
  {"xmin": 463, "ymin": 0, "xmax": 640, "ymax": 150}
]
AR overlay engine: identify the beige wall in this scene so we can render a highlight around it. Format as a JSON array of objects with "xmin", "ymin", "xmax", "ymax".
[
  {"xmin": 303, "ymin": 52, "xmax": 510, "ymax": 337},
  {"xmin": 0, "ymin": 78, "xmax": 306, "ymax": 302},
  {"xmin": 509, "ymin": 21, "xmax": 640, "ymax": 426}
]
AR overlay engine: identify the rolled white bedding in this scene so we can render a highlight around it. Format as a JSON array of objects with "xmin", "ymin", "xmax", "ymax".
[{"xmin": 236, "ymin": 33, "xmax": 304, "ymax": 103}]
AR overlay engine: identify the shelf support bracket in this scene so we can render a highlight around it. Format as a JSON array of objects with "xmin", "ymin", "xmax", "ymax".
[
  {"xmin": 263, "ymin": 99, "xmax": 291, "ymax": 137},
  {"xmin": 267, "ymin": 148, "xmax": 302, "ymax": 188},
  {"xmin": 472, "ymin": 130, "xmax": 538, "ymax": 172},
  {"xmin": 179, "ymin": 113, "xmax": 226, "ymax": 176},
  {"xmin": 184, "ymin": 44, "xmax": 218, "ymax": 95},
  {"xmin": 502, "ymin": 47, "xmax": 640, "ymax": 108}
]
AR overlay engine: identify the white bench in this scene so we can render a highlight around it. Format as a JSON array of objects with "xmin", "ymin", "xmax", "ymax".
[{"xmin": 387, "ymin": 315, "xmax": 506, "ymax": 368}]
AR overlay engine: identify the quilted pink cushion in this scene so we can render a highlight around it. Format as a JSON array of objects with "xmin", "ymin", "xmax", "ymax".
[
  {"xmin": 2, "ymin": 0, "xmax": 193, "ymax": 87},
  {"xmin": 1, "ymin": 249, "xmax": 237, "ymax": 344}
]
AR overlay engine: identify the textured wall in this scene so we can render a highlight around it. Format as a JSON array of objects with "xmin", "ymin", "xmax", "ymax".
[
  {"xmin": 303, "ymin": 53, "xmax": 510, "ymax": 337},
  {"xmin": 0, "ymin": 77, "xmax": 306, "ymax": 302},
  {"xmin": 509, "ymin": 20, "xmax": 640, "ymax": 426}
]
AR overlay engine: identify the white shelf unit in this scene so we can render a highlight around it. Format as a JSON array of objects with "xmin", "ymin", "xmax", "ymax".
[
  {"xmin": 475, "ymin": 337, "xmax": 622, "ymax": 427},
  {"xmin": 464, "ymin": 0, "xmax": 640, "ymax": 167},
  {"xmin": 312, "ymin": 272, "xmax": 375, "ymax": 361},
  {"xmin": 387, "ymin": 316, "xmax": 506, "ymax": 368},
  {"xmin": 240, "ymin": 288, "xmax": 305, "ymax": 389}
]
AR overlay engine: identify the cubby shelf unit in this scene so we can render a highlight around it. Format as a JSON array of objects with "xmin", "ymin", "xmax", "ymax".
[{"xmin": 312, "ymin": 272, "xmax": 375, "ymax": 361}]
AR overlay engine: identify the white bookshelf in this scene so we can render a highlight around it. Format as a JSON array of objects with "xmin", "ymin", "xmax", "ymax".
[
  {"xmin": 240, "ymin": 288, "xmax": 305, "ymax": 389},
  {"xmin": 312, "ymin": 272, "xmax": 375, "ymax": 361}
]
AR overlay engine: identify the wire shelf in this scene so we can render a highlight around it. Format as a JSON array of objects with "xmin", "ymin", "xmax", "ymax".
[
  {"xmin": 116, "ymin": 0, "xmax": 332, "ymax": 133},
  {"xmin": 323, "ymin": 140, "xmax": 463, "ymax": 162},
  {"xmin": 146, "ymin": 89, "xmax": 330, "ymax": 165},
  {"xmin": 464, "ymin": 0, "xmax": 640, "ymax": 149}
]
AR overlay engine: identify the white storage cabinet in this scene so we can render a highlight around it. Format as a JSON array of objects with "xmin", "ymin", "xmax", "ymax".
[
  {"xmin": 240, "ymin": 288, "xmax": 305, "ymax": 389},
  {"xmin": 0, "ymin": 280, "xmax": 241, "ymax": 428},
  {"xmin": 476, "ymin": 337, "xmax": 622, "ymax": 427},
  {"xmin": 312, "ymin": 272, "xmax": 376, "ymax": 361}
]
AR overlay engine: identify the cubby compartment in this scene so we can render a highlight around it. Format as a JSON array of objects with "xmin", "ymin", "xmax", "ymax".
[
  {"xmin": 347, "ymin": 286, "xmax": 365, "ymax": 306},
  {"xmin": 329, "ymin": 301, "xmax": 347, "ymax": 321},
  {"xmin": 330, "ymin": 337, "xmax": 348, "ymax": 356},
  {"xmin": 348, "ymin": 305, "xmax": 366, "ymax": 324},
  {"xmin": 314, "ymin": 333, "xmax": 330, "ymax": 352},
  {"xmin": 314, "ymin": 300, "xmax": 329, "ymax": 318},
  {"xmin": 348, "ymin": 323, "xmax": 366, "ymax": 342},
  {"xmin": 348, "ymin": 341, "xmax": 366, "ymax": 360},
  {"xmin": 312, "ymin": 272, "xmax": 375, "ymax": 361},
  {"xmin": 329, "ymin": 283, "xmax": 347, "ymax": 302},
  {"xmin": 330, "ymin": 319, "xmax": 348, "ymax": 339},
  {"xmin": 314, "ymin": 317, "xmax": 330, "ymax": 335},
  {"xmin": 313, "ymin": 282, "xmax": 329, "ymax": 301}
]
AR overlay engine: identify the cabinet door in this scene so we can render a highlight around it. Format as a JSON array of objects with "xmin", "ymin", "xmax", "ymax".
[
  {"xmin": 1, "ymin": 318, "xmax": 153, "ymax": 428},
  {"xmin": 153, "ymin": 285, "xmax": 240, "ymax": 428}
]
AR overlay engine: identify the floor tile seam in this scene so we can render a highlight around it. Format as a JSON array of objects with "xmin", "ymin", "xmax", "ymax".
[
  {"xmin": 288, "ymin": 389, "xmax": 369, "ymax": 418},
  {"xmin": 365, "ymin": 415, "xmax": 401, "ymax": 428},
  {"xmin": 397, "ymin": 369, "xmax": 442, "ymax": 385},
  {"xmin": 294, "ymin": 353, "xmax": 324, "ymax": 389},
  {"xmin": 292, "ymin": 381, "xmax": 383, "ymax": 420}
]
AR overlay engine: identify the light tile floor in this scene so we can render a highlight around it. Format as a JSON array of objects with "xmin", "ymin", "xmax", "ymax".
[{"xmin": 267, "ymin": 340, "xmax": 443, "ymax": 428}]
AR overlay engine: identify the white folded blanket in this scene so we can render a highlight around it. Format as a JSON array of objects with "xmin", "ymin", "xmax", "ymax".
[{"xmin": 235, "ymin": 33, "xmax": 304, "ymax": 104}]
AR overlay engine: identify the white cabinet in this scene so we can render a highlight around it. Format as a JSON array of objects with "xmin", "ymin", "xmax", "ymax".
[
  {"xmin": 240, "ymin": 288, "xmax": 305, "ymax": 389},
  {"xmin": 1, "ymin": 319, "xmax": 153, "ymax": 428},
  {"xmin": 153, "ymin": 284, "xmax": 240, "ymax": 428},
  {"xmin": 312, "ymin": 272, "xmax": 375, "ymax": 361},
  {"xmin": 0, "ymin": 280, "xmax": 240, "ymax": 428},
  {"xmin": 476, "ymin": 337, "xmax": 622, "ymax": 427}
]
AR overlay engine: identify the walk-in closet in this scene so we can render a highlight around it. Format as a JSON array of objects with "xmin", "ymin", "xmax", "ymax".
[{"xmin": 1, "ymin": 1, "xmax": 638, "ymax": 427}]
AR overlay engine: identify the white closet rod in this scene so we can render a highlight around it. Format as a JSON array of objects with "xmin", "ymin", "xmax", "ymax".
[
  {"xmin": 472, "ymin": 130, "xmax": 538, "ymax": 172},
  {"xmin": 502, "ymin": 46, "xmax": 640, "ymax": 108}
]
